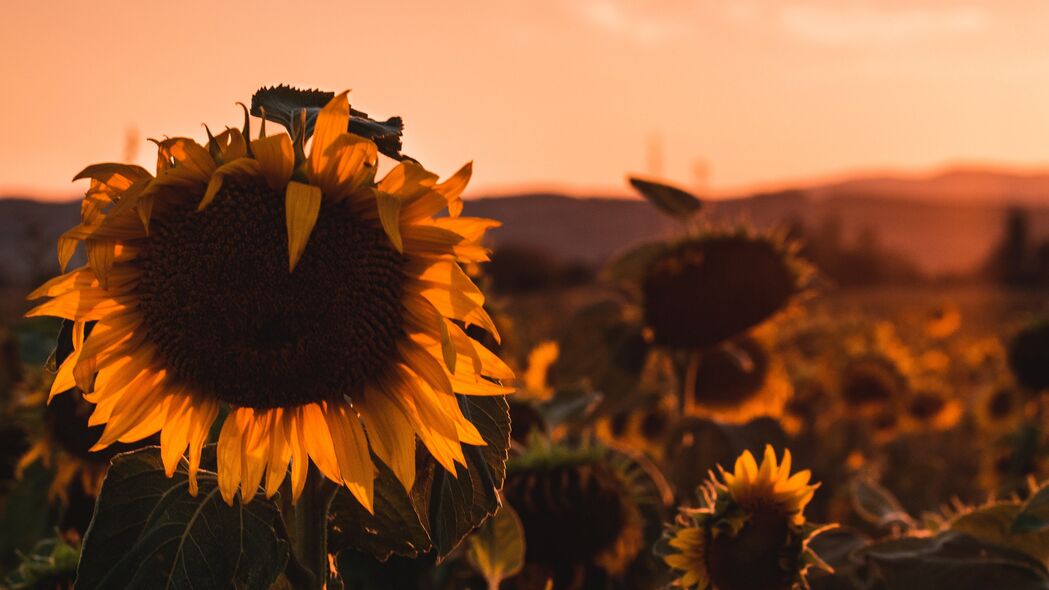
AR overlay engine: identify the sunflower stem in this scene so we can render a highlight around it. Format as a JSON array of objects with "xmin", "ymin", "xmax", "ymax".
[
  {"xmin": 682, "ymin": 351, "xmax": 701, "ymax": 415},
  {"xmin": 293, "ymin": 467, "xmax": 338, "ymax": 590}
]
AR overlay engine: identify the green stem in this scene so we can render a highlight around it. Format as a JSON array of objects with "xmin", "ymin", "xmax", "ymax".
[{"xmin": 293, "ymin": 467, "xmax": 338, "ymax": 590}]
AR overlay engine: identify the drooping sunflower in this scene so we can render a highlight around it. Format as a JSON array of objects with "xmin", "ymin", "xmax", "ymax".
[
  {"xmin": 502, "ymin": 438, "xmax": 656, "ymax": 588},
  {"xmin": 661, "ymin": 446, "xmax": 827, "ymax": 590},
  {"xmin": 26, "ymin": 93, "xmax": 513, "ymax": 510},
  {"xmin": 641, "ymin": 227, "xmax": 811, "ymax": 351}
]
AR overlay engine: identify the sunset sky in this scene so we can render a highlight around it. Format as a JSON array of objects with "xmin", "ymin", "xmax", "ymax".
[{"xmin": 2, "ymin": 0, "xmax": 1048, "ymax": 199}]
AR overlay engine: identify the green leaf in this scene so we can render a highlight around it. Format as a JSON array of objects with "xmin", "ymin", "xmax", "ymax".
[
  {"xmin": 1014, "ymin": 483, "xmax": 1049, "ymax": 534},
  {"xmin": 627, "ymin": 177, "xmax": 702, "ymax": 220},
  {"xmin": 950, "ymin": 502, "xmax": 1049, "ymax": 563},
  {"xmin": 2, "ymin": 536, "xmax": 79, "ymax": 590},
  {"xmin": 555, "ymin": 301, "xmax": 648, "ymax": 405},
  {"xmin": 849, "ymin": 476, "xmax": 916, "ymax": 531},
  {"xmin": 811, "ymin": 532, "xmax": 1049, "ymax": 590},
  {"xmin": 465, "ymin": 504, "xmax": 525, "ymax": 589},
  {"xmin": 250, "ymin": 85, "xmax": 407, "ymax": 160},
  {"xmin": 0, "ymin": 461, "xmax": 57, "ymax": 570},
  {"xmin": 329, "ymin": 395, "xmax": 510, "ymax": 562},
  {"xmin": 416, "ymin": 394, "xmax": 510, "ymax": 558},
  {"xmin": 74, "ymin": 447, "xmax": 288, "ymax": 590},
  {"xmin": 328, "ymin": 457, "xmax": 431, "ymax": 561}
]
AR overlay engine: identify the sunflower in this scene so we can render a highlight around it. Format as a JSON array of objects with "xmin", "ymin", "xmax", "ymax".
[
  {"xmin": 924, "ymin": 301, "xmax": 961, "ymax": 339},
  {"xmin": 900, "ymin": 384, "xmax": 962, "ymax": 432},
  {"xmin": 661, "ymin": 446, "xmax": 826, "ymax": 590},
  {"xmin": 594, "ymin": 393, "xmax": 676, "ymax": 460},
  {"xmin": 838, "ymin": 354, "xmax": 908, "ymax": 415},
  {"xmin": 974, "ymin": 382, "xmax": 1029, "ymax": 434},
  {"xmin": 26, "ymin": 93, "xmax": 513, "ymax": 510},
  {"xmin": 684, "ymin": 325, "xmax": 792, "ymax": 423},
  {"xmin": 502, "ymin": 439, "xmax": 648, "ymax": 587},
  {"xmin": 16, "ymin": 388, "xmax": 120, "ymax": 504},
  {"xmin": 641, "ymin": 228, "xmax": 811, "ymax": 351}
]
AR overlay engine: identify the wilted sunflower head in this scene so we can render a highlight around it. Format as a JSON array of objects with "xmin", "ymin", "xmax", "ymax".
[
  {"xmin": 641, "ymin": 228, "xmax": 810, "ymax": 350},
  {"xmin": 685, "ymin": 327, "xmax": 792, "ymax": 423},
  {"xmin": 502, "ymin": 440, "xmax": 645, "ymax": 581},
  {"xmin": 661, "ymin": 446, "xmax": 825, "ymax": 590},
  {"xmin": 1008, "ymin": 318, "xmax": 1049, "ymax": 391},
  {"xmin": 26, "ymin": 92, "xmax": 514, "ymax": 511}
]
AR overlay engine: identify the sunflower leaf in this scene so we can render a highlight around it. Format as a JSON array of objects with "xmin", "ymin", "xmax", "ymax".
[
  {"xmin": 849, "ymin": 476, "xmax": 916, "ymax": 531},
  {"xmin": 627, "ymin": 176, "xmax": 702, "ymax": 220},
  {"xmin": 250, "ymin": 85, "xmax": 408, "ymax": 160},
  {"xmin": 416, "ymin": 394, "xmax": 510, "ymax": 560},
  {"xmin": 1013, "ymin": 483, "xmax": 1049, "ymax": 534},
  {"xmin": 328, "ymin": 395, "xmax": 510, "ymax": 563},
  {"xmin": 465, "ymin": 503, "xmax": 525, "ymax": 587},
  {"xmin": 809, "ymin": 532, "xmax": 1049, "ymax": 590},
  {"xmin": 74, "ymin": 447, "xmax": 289, "ymax": 590}
]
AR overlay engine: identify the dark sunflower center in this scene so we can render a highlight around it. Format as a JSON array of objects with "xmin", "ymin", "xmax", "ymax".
[
  {"xmin": 706, "ymin": 508, "xmax": 795, "ymax": 590},
  {"xmin": 908, "ymin": 392, "xmax": 945, "ymax": 421},
  {"xmin": 989, "ymin": 389, "xmax": 1015, "ymax": 419},
  {"xmin": 137, "ymin": 177, "xmax": 406, "ymax": 409},
  {"xmin": 842, "ymin": 363, "xmax": 899, "ymax": 407}
]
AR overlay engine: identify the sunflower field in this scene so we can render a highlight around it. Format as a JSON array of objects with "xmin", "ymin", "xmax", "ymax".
[{"xmin": 1, "ymin": 87, "xmax": 1049, "ymax": 590}]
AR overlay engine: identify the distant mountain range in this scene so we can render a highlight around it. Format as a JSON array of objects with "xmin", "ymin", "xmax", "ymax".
[{"xmin": 2, "ymin": 166, "xmax": 1048, "ymax": 285}]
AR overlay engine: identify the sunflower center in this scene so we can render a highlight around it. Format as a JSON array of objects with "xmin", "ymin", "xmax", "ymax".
[
  {"xmin": 989, "ymin": 389, "xmax": 1015, "ymax": 419},
  {"xmin": 706, "ymin": 509, "xmax": 795, "ymax": 590},
  {"xmin": 137, "ymin": 177, "xmax": 406, "ymax": 409}
]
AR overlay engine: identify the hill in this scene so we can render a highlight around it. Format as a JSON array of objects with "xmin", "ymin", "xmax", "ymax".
[{"xmin": 4, "ymin": 165, "xmax": 1049, "ymax": 285}]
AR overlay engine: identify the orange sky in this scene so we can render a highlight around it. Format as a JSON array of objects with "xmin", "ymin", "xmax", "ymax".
[{"xmin": 3, "ymin": 0, "xmax": 1049, "ymax": 199}]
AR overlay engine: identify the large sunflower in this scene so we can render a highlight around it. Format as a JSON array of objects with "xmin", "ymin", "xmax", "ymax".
[{"xmin": 26, "ymin": 93, "xmax": 513, "ymax": 511}]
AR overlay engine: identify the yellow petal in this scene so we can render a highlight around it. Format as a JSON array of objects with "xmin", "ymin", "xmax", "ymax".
[
  {"xmin": 264, "ymin": 411, "xmax": 292, "ymax": 498},
  {"xmin": 375, "ymin": 192, "xmax": 404, "ymax": 252},
  {"xmin": 86, "ymin": 240, "xmax": 115, "ymax": 288},
  {"xmin": 323, "ymin": 402, "xmax": 375, "ymax": 513},
  {"xmin": 435, "ymin": 161, "xmax": 472, "ymax": 217},
  {"xmin": 285, "ymin": 182, "xmax": 323, "ymax": 272},
  {"xmin": 309, "ymin": 91, "xmax": 351, "ymax": 185},
  {"xmin": 359, "ymin": 388, "xmax": 417, "ymax": 491},
  {"xmin": 217, "ymin": 410, "xmax": 248, "ymax": 505},
  {"xmin": 378, "ymin": 161, "xmax": 438, "ymax": 199},
  {"xmin": 252, "ymin": 134, "xmax": 294, "ymax": 190},
  {"xmin": 187, "ymin": 398, "xmax": 219, "ymax": 496},
  {"xmin": 198, "ymin": 158, "xmax": 263, "ymax": 211}
]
